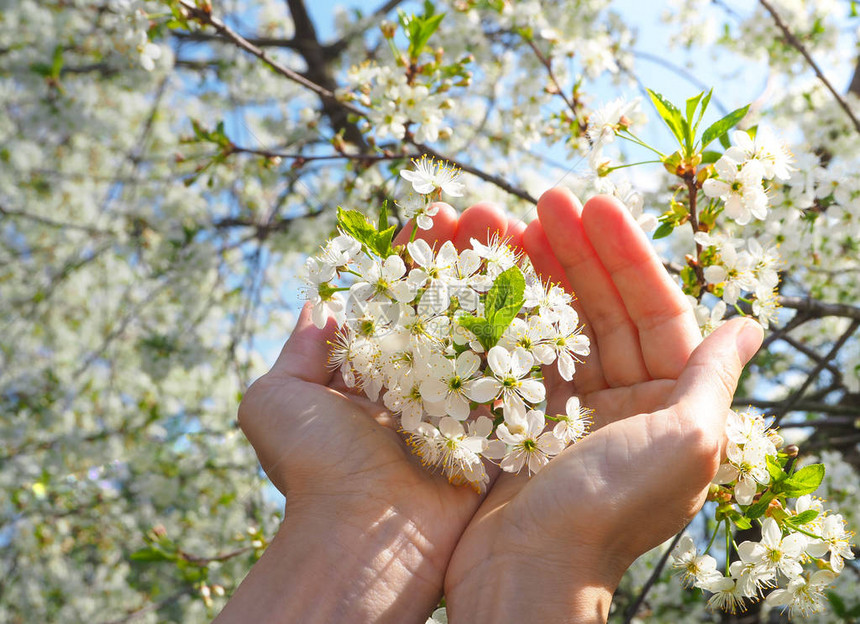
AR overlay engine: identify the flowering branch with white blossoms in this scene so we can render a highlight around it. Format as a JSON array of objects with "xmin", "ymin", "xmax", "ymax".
[
  {"xmin": 587, "ymin": 89, "xmax": 794, "ymax": 334},
  {"xmin": 337, "ymin": 4, "xmax": 472, "ymax": 145},
  {"xmin": 586, "ymin": 90, "xmax": 856, "ymax": 616},
  {"xmin": 670, "ymin": 408, "xmax": 855, "ymax": 617},
  {"xmin": 299, "ymin": 157, "xmax": 592, "ymax": 491}
]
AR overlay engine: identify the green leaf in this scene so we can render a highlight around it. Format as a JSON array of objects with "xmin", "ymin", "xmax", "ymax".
[
  {"xmin": 374, "ymin": 225, "xmax": 396, "ymax": 257},
  {"xmin": 490, "ymin": 303, "xmax": 521, "ymax": 342},
  {"xmin": 683, "ymin": 91, "xmax": 705, "ymax": 151},
  {"xmin": 789, "ymin": 509, "xmax": 819, "ymax": 525},
  {"xmin": 661, "ymin": 149, "xmax": 683, "ymax": 175},
  {"xmin": 457, "ymin": 316, "xmax": 493, "ymax": 351},
  {"xmin": 701, "ymin": 104, "xmax": 750, "ymax": 149},
  {"xmin": 483, "ymin": 267, "xmax": 525, "ymax": 345},
  {"xmin": 700, "ymin": 150, "xmax": 722, "ymax": 165},
  {"xmin": 30, "ymin": 45, "xmax": 65, "ymax": 80},
  {"xmin": 781, "ymin": 463, "xmax": 825, "ymax": 497},
  {"xmin": 652, "ymin": 222, "xmax": 674, "ymax": 240},
  {"xmin": 412, "ymin": 13, "xmax": 445, "ymax": 59},
  {"xmin": 646, "ymin": 88, "xmax": 685, "ymax": 147},
  {"xmin": 719, "ymin": 131, "xmax": 732, "ymax": 150},
  {"xmin": 745, "ymin": 491, "xmax": 775, "ymax": 519},
  {"xmin": 337, "ymin": 207, "xmax": 378, "ymax": 252},
  {"xmin": 766, "ymin": 455, "xmax": 786, "ymax": 483},
  {"xmin": 457, "ymin": 315, "xmax": 487, "ymax": 333},
  {"xmin": 50, "ymin": 45, "xmax": 64, "ymax": 79},
  {"xmin": 399, "ymin": 7, "xmax": 445, "ymax": 60},
  {"xmin": 378, "ymin": 200, "xmax": 390, "ymax": 232},
  {"xmin": 484, "ymin": 267, "xmax": 525, "ymax": 322},
  {"xmin": 733, "ymin": 515, "xmax": 752, "ymax": 530},
  {"xmin": 130, "ymin": 547, "xmax": 173, "ymax": 563},
  {"xmin": 685, "ymin": 91, "xmax": 704, "ymax": 125},
  {"xmin": 694, "ymin": 88, "xmax": 713, "ymax": 135}
]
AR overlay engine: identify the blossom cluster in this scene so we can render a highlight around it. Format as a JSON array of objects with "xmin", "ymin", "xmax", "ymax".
[
  {"xmin": 702, "ymin": 128, "xmax": 793, "ymax": 226},
  {"xmin": 672, "ymin": 409, "xmax": 855, "ymax": 617},
  {"xmin": 693, "ymin": 128, "xmax": 792, "ymax": 330},
  {"xmin": 694, "ymin": 234, "xmax": 782, "ymax": 331},
  {"xmin": 300, "ymin": 159, "xmax": 592, "ymax": 490},
  {"xmin": 341, "ymin": 62, "xmax": 454, "ymax": 144},
  {"xmin": 109, "ymin": 0, "xmax": 163, "ymax": 71}
]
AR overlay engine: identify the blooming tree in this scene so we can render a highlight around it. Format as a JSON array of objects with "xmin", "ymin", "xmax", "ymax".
[{"xmin": 0, "ymin": 0, "xmax": 858, "ymax": 622}]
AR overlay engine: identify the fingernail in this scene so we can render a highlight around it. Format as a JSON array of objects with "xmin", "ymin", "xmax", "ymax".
[{"xmin": 735, "ymin": 319, "xmax": 764, "ymax": 363}]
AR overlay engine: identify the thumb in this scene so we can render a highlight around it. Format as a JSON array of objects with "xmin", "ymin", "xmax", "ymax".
[
  {"xmin": 669, "ymin": 318, "xmax": 763, "ymax": 411},
  {"xmin": 269, "ymin": 302, "xmax": 338, "ymax": 384}
]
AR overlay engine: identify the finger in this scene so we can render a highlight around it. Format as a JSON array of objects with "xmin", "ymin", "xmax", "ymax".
[
  {"xmin": 270, "ymin": 302, "xmax": 338, "ymax": 384},
  {"xmin": 581, "ymin": 195, "xmax": 701, "ymax": 380},
  {"xmin": 393, "ymin": 202, "xmax": 459, "ymax": 247},
  {"xmin": 452, "ymin": 201, "xmax": 508, "ymax": 250},
  {"xmin": 523, "ymin": 218, "xmax": 607, "ymax": 393},
  {"xmin": 505, "ymin": 217, "xmax": 527, "ymax": 253},
  {"xmin": 670, "ymin": 318, "xmax": 763, "ymax": 414},
  {"xmin": 536, "ymin": 187, "xmax": 649, "ymax": 387}
]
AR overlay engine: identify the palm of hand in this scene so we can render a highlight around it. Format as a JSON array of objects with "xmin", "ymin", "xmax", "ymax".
[
  {"xmin": 239, "ymin": 201, "xmax": 525, "ymax": 588},
  {"xmin": 446, "ymin": 189, "xmax": 716, "ymax": 589}
]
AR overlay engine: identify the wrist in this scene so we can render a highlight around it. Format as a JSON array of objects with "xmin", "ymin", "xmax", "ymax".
[
  {"xmin": 214, "ymin": 497, "xmax": 445, "ymax": 624},
  {"xmin": 446, "ymin": 542, "xmax": 626, "ymax": 624}
]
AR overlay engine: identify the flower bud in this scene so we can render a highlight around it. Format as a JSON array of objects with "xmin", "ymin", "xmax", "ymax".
[
  {"xmin": 706, "ymin": 483, "xmax": 721, "ymax": 501},
  {"xmin": 379, "ymin": 20, "xmax": 396, "ymax": 39},
  {"xmin": 148, "ymin": 524, "xmax": 167, "ymax": 540}
]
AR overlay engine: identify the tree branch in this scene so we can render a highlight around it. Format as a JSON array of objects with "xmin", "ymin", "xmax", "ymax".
[
  {"xmin": 174, "ymin": 0, "xmax": 538, "ymax": 204},
  {"xmin": 175, "ymin": 0, "xmax": 365, "ymax": 117},
  {"xmin": 415, "ymin": 141, "xmax": 538, "ymax": 204},
  {"xmin": 778, "ymin": 296, "xmax": 860, "ymax": 321},
  {"xmin": 759, "ymin": 0, "xmax": 860, "ymax": 135},
  {"xmin": 732, "ymin": 398, "xmax": 859, "ymax": 417},
  {"xmin": 848, "ymin": 55, "xmax": 860, "ymax": 97},
  {"xmin": 623, "ymin": 530, "xmax": 687, "ymax": 623},
  {"xmin": 101, "ymin": 590, "xmax": 190, "ymax": 624},
  {"xmin": 772, "ymin": 319, "xmax": 860, "ymax": 426},
  {"xmin": 285, "ymin": 0, "xmax": 366, "ymax": 146}
]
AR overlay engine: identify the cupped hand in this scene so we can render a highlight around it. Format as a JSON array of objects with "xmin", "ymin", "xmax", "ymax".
[
  {"xmin": 229, "ymin": 201, "xmax": 527, "ymax": 623},
  {"xmin": 444, "ymin": 189, "xmax": 763, "ymax": 623}
]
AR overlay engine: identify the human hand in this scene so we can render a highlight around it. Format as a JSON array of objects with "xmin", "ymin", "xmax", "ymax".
[
  {"xmin": 444, "ymin": 188, "xmax": 763, "ymax": 623},
  {"xmin": 215, "ymin": 202, "xmax": 528, "ymax": 624}
]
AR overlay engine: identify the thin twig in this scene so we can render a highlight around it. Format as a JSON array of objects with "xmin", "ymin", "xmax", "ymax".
[
  {"xmin": 778, "ymin": 296, "xmax": 860, "ymax": 321},
  {"xmin": 415, "ymin": 141, "xmax": 538, "ymax": 204},
  {"xmin": 772, "ymin": 319, "xmax": 860, "ymax": 426},
  {"xmin": 524, "ymin": 38, "xmax": 583, "ymax": 127},
  {"xmin": 623, "ymin": 530, "xmax": 686, "ymax": 623},
  {"xmin": 732, "ymin": 399, "xmax": 859, "ymax": 417},
  {"xmin": 101, "ymin": 590, "xmax": 190, "ymax": 624},
  {"xmin": 777, "ymin": 417, "xmax": 860, "ymax": 429},
  {"xmin": 0, "ymin": 203, "xmax": 111, "ymax": 235},
  {"xmin": 778, "ymin": 334, "xmax": 842, "ymax": 378},
  {"xmin": 174, "ymin": 0, "xmax": 538, "ymax": 204},
  {"xmin": 230, "ymin": 146, "xmax": 410, "ymax": 163},
  {"xmin": 759, "ymin": 0, "xmax": 860, "ymax": 135},
  {"xmin": 178, "ymin": 545, "xmax": 255, "ymax": 565},
  {"xmin": 175, "ymin": 0, "xmax": 365, "ymax": 117}
]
